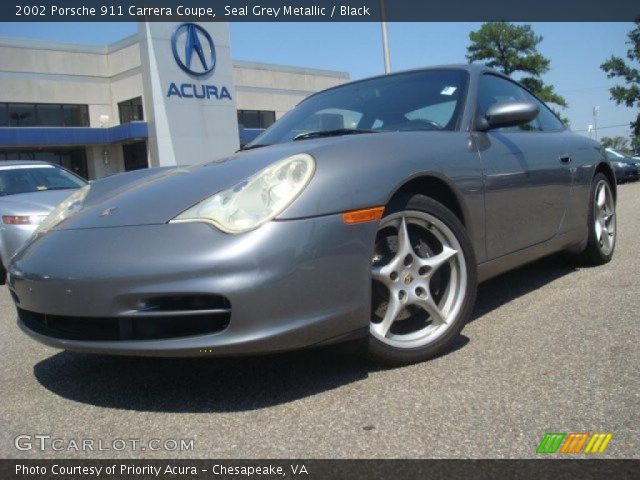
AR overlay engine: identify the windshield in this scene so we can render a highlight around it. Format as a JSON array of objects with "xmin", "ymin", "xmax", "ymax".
[
  {"xmin": 0, "ymin": 165, "xmax": 87, "ymax": 196},
  {"xmin": 250, "ymin": 69, "xmax": 469, "ymax": 147}
]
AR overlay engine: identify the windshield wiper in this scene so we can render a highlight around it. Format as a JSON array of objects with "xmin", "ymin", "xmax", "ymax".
[
  {"xmin": 293, "ymin": 128, "xmax": 378, "ymax": 141},
  {"xmin": 239, "ymin": 144, "xmax": 269, "ymax": 151}
]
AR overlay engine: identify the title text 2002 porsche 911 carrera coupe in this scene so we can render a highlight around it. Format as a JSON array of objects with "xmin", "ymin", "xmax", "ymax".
[{"xmin": 8, "ymin": 65, "xmax": 616, "ymax": 365}]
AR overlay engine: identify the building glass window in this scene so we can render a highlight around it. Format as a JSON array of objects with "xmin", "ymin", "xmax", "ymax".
[
  {"xmin": 237, "ymin": 110, "xmax": 276, "ymax": 129},
  {"xmin": 37, "ymin": 104, "xmax": 63, "ymax": 126},
  {"xmin": 259, "ymin": 111, "xmax": 276, "ymax": 128},
  {"xmin": 8, "ymin": 104, "xmax": 36, "ymax": 127},
  {"xmin": 0, "ymin": 148, "xmax": 89, "ymax": 179},
  {"xmin": 0, "ymin": 104, "xmax": 8, "ymax": 126},
  {"xmin": 62, "ymin": 105, "xmax": 89, "ymax": 127},
  {"xmin": 239, "ymin": 110, "xmax": 259, "ymax": 128},
  {"xmin": 118, "ymin": 97, "xmax": 144, "ymax": 124},
  {"xmin": 123, "ymin": 141, "xmax": 148, "ymax": 172},
  {"xmin": 0, "ymin": 103, "xmax": 89, "ymax": 127}
]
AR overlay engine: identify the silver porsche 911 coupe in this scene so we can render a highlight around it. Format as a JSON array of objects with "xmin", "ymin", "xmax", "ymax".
[{"xmin": 9, "ymin": 65, "xmax": 616, "ymax": 365}]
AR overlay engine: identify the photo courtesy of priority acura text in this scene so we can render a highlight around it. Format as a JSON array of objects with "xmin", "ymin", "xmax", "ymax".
[{"xmin": 0, "ymin": 1, "xmax": 637, "ymax": 478}]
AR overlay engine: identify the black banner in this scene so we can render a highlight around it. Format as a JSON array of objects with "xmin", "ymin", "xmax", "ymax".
[
  {"xmin": 1, "ymin": 459, "xmax": 639, "ymax": 480},
  {"xmin": 2, "ymin": 0, "xmax": 639, "ymax": 22}
]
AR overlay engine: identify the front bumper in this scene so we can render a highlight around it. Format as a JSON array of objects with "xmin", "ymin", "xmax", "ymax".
[{"xmin": 8, "ymin": 215, "xmax": 377, "ymax": 356}]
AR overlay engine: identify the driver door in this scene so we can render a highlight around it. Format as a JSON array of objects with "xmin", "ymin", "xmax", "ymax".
[{"xmin": 475, "ymin": 74, "xmax": 572, "ymax": 259}]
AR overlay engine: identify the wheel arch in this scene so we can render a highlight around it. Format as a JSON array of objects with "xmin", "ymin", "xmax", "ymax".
[
  {"xmin": 595, "ymin": 162, "xmax": 617, "ymax": 201},
  {"xmin": 0, "ymin": 255, "xmax": 5, "ymax": 286},
  {"xmin": 386, "ymin": 173, "xmax": 469, "ymax": 231}
]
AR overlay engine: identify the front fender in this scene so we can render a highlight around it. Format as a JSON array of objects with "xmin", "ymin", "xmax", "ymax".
[
  {"xmin": 280, "ymin": 131, "xmax": 483, "ymax": 218},
  {"xmin": 278, "ymin": 131, "xmax": 485, "ymax": 259}
]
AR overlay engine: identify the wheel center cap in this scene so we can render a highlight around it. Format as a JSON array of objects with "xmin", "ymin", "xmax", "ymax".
[{"xmin": 404, "ymin": 274, "xmax": 414, "ymax": 285}]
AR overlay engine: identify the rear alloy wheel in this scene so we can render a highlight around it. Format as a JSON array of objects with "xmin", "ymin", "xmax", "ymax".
[
  {"xmin": 367, "ymin": 195, "xmax": 476, "ymax": 365},
  {"xmin": 593, "ymin": 179, "xmax": 616, "ymax": 256},
  {"xmin": 575, "ymin": 173, "xmax": 616, "ymax": 265}
]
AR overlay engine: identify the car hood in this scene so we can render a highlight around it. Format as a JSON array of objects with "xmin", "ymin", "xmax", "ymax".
[
  {"xmin": 54, "ymin": 142, "xmax": 330, "ymax": 230},
  {"xmin": 0, "ymin": 189, "xmax": 79, "ymax": 215}
]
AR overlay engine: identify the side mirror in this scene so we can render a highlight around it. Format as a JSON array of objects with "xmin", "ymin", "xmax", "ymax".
[{"xmin": 476, "ymin": 101, "xmax": 539, "ymax": 131}]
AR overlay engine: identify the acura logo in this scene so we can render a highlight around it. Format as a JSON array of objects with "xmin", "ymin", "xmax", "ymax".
[{"xmin": 171, "ymin": 23, "xmax": 216, "ymax": 76}]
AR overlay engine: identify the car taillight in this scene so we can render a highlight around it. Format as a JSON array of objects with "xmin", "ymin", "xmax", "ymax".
[{"xmin": 2, "ymin": 215, "xmax": 46, "ymax": 225}]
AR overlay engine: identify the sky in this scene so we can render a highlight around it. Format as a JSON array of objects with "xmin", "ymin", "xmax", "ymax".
[{"xmin": 0, "ymin": 21, "xmax": 636, "ymax": 141}]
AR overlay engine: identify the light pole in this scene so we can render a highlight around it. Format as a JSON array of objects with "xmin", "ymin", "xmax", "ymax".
[
  {"xmin": 380, "ymin": 0, "xmax": 391, "ymax": 73},
  {"xmin": 592, "ymin": 106, "xmax": 600, "ymax": 141}
]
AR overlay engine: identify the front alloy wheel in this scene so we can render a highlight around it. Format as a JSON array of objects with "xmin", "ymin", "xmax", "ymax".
[{"xmin": 367, "ymin": 195, "xmax": 476, "ymax": 365}]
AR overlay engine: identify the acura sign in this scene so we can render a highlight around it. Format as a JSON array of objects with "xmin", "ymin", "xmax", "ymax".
[
  {"xmin": 171, "ymin": 23, "xmax": 216, "ymax": 76},
  {"xmin": 168, "ymin": 23, "xmax": 232, "ymax": 101},
  {"xmin": 139, "ymin": 21, "xmax": 239, "ymax": 167}
]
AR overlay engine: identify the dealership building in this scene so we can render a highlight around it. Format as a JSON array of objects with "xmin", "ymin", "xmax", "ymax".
[{"xmin": 0, "ymin": 22, "xmax": 348, "ymax": 179}]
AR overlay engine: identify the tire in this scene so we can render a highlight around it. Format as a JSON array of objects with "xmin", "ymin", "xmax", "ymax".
[
  {"xmin": 366, "ymin": 194, "xmax": 477, "ymax": 366},
  {"xmin": 575, "ymin": 173, "xmax": 616, "ymax": 265},
  {"xmin": 0, "ymin": 259, "xmax": 5, "ymax": 286}
]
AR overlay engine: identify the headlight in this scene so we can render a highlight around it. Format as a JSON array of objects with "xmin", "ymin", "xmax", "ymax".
[
  {"xmin": 171, "ymin": 154, "xmax": 315, "ymax": 233},
  {"xmin": 35, "ymin": 185, "xmax": 91, "ymax": 234}
]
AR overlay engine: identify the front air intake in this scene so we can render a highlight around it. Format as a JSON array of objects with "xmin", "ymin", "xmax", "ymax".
[{"xmin": 18, "ymin": 295, "xmax": 231, "ymax": 341}]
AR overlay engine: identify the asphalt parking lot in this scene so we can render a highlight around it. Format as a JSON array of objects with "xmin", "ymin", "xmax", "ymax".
[{"xmin": 1, "ymin": 183, "xmax": 638, "ymax": 460}]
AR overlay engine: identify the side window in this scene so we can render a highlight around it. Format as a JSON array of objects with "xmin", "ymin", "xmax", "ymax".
[
  {"xmin": 477, "ymin": 74, "xmax": 541, "ymax": 131},
  {"xmin": 522, "ymin": 91, "xmax": 565, "ymax": 131}
]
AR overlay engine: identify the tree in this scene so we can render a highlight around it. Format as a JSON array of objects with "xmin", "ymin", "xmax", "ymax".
[
  {"xmin": 601, "ymin": 22, "xmax": 640, "ymax": 152},
  {"xmin": 600, "ymin": 136, "xmax": 630, "ymax": 153},
  {"xmin": 466, "ymin": 22, "xmax": 568, "ymax": 122}
]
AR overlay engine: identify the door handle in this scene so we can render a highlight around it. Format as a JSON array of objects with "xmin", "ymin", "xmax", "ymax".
[{"xmin": 559, "ymin": 155, "xmax": 572, "ymax": 164}]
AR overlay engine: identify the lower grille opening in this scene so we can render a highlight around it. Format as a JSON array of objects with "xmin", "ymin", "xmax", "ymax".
[
  {"xmin": 139, "ymin": 294, "xmax": 230, "ymax": 312},
  {"xmin": 18, "ymin": 305, "xmax": 230, "ymax": 341}
]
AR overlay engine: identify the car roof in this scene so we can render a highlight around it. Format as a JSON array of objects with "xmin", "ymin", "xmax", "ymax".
[
  {"xmin": 301, "ymin": 63, "xmax": 506, "ymax": 102},
  {"xmin": 0, "ymin": 161, "xmax": 57, "ymax": 168}
]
